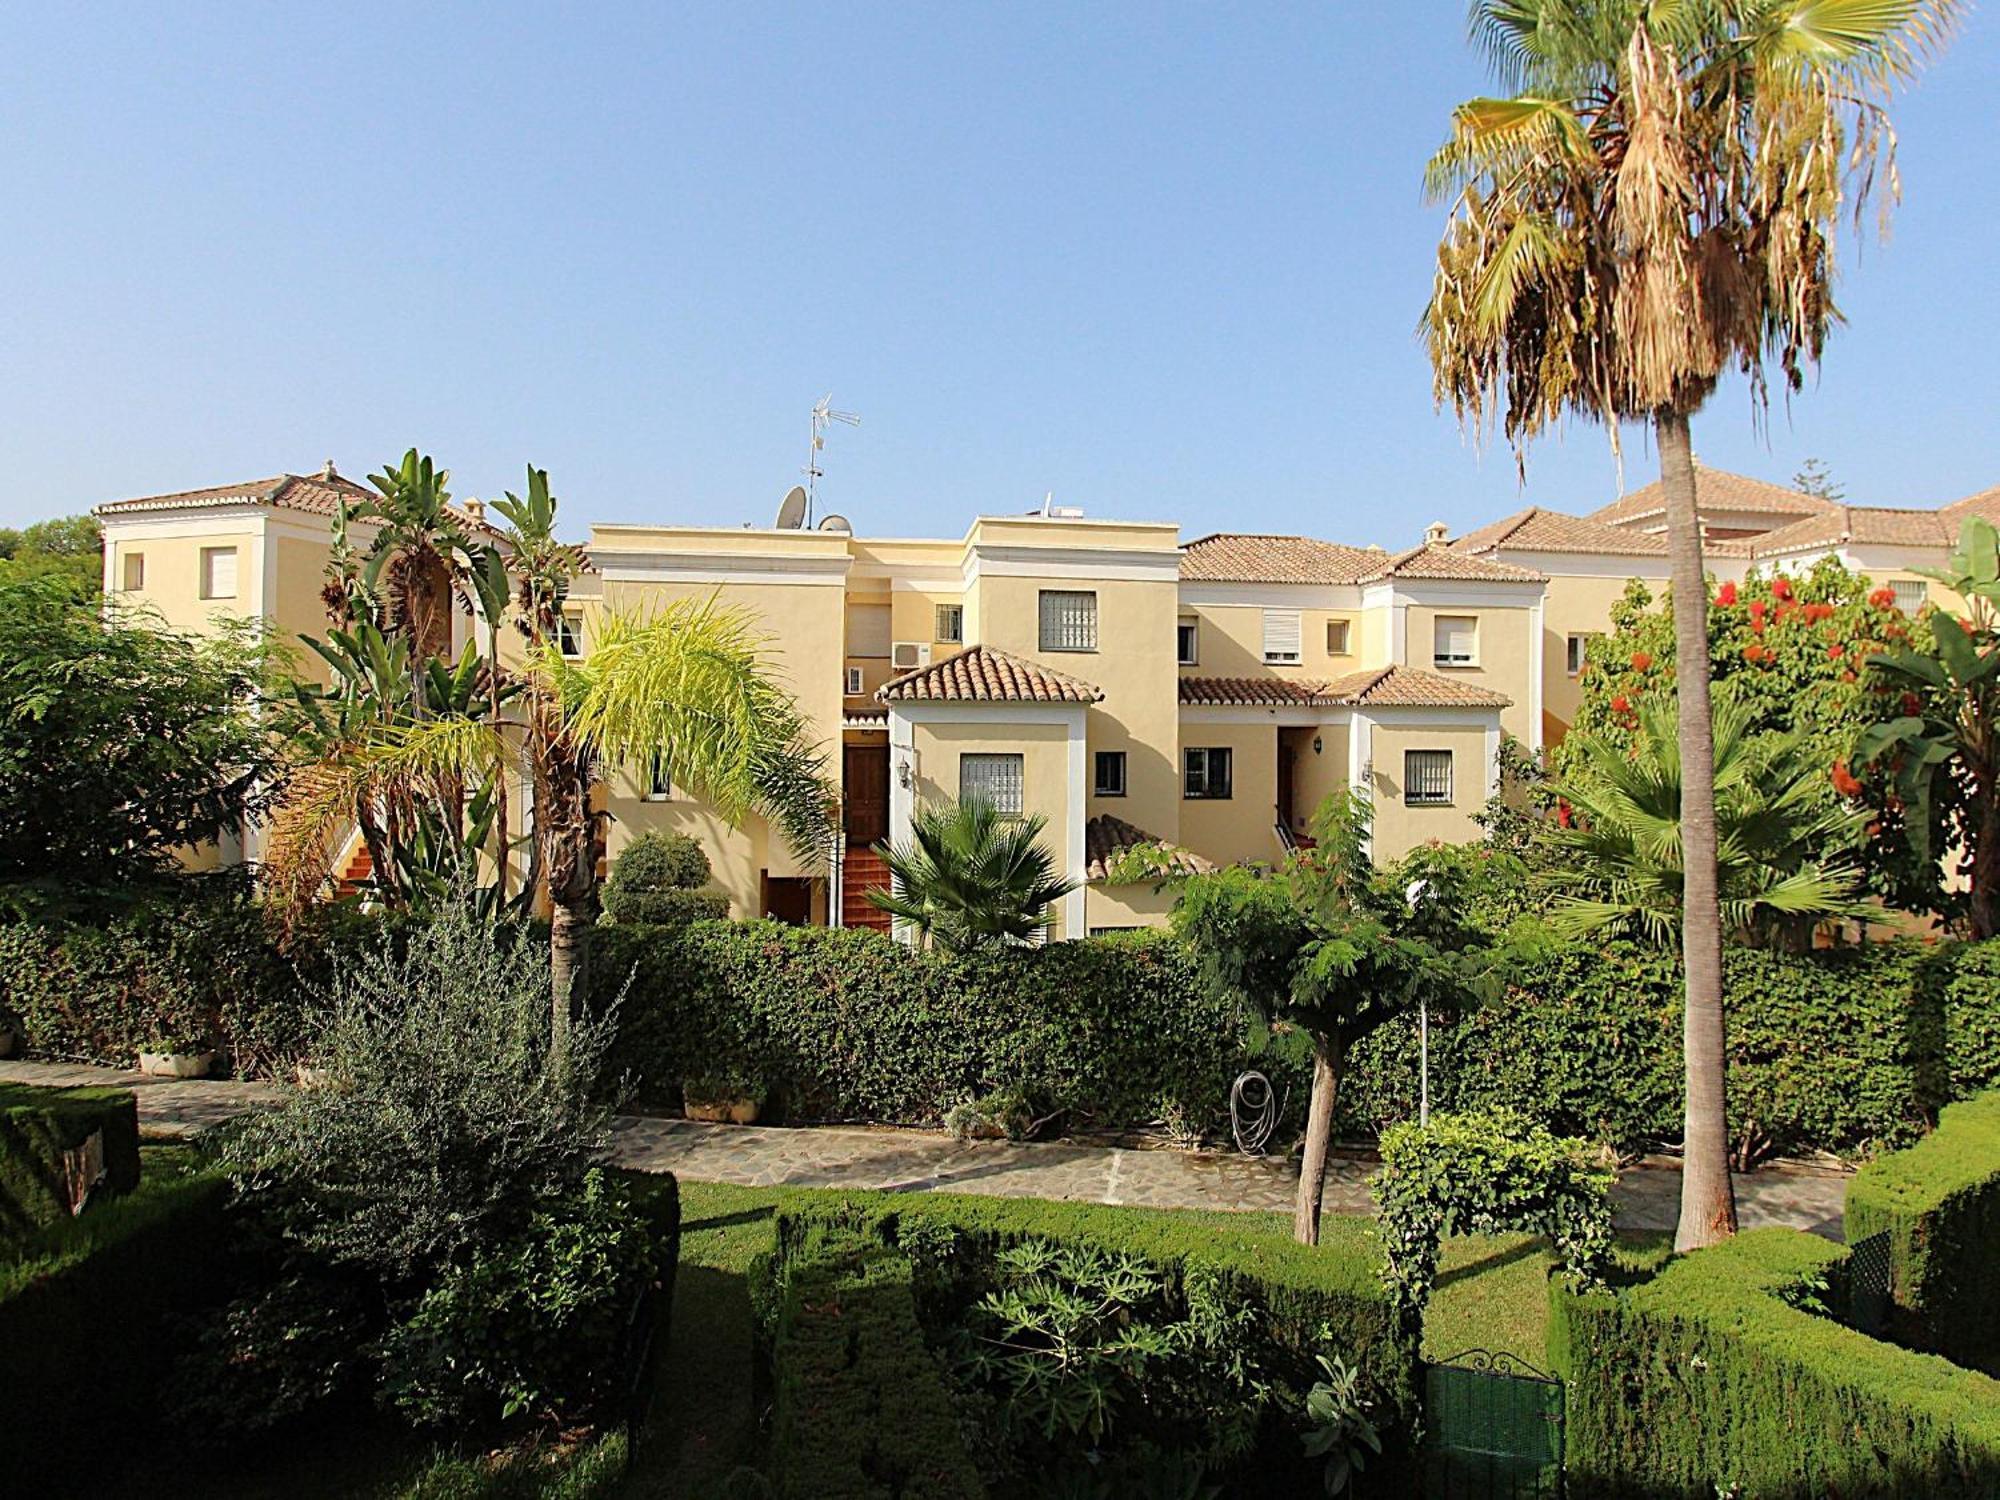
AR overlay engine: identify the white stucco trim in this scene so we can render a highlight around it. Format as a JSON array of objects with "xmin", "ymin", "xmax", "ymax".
[
  {"xmin": 1485, "ymin": 721, "xmax": 1503, "ymax": 801},
  {"xmin": 1364, "ymin": 578, "xmax": 1547, "ymax": 611},
  {"xmin": 1527, "ymin": 595, "xmax": 1545, "ymax": 754},
  {"xmin": 1348, "ymin": 711, "xmax": 1375, "ymax": 859},
  {"xmin": 1497, "ymin": 549, "xmax": 1671, "ymax": 580},
  {"xmin": 963, "ymin": 544, "xmax": 1182, "ymax": 588},
  {"xmin": 1177, "ymin": 704, "xmax": 1339, "ymax": 728},
  {"xmin": 1175, "ymin": 581, "xmax": 1367, "ymax": 610},
  {"xmin": 590, "ymin": 552, "xmax": 852, "ymax": 587},
  {"xmin": 1063, "ymin": 710, "xmax": 1088, "ymax": 939}
]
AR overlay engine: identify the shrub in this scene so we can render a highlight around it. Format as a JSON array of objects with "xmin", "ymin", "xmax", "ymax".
[
  {"xmin": 0, "ymin": 1082, "xmax": 140, "ymax": 1246},
  {"xmin": 1846, "ymin": 1090, "xmax": 2000, "ymax": 1372},
  {"xmin": 602, "ymin": 833, "xmax": 721, "ymax": 926},
  {"xmin": 762, "ymin": 1227, "xmax": 987, "ymax": 1500},
  {"xmin": 1551, "ymin": 1229, "xmax": 2000, "ymax": 1498}
]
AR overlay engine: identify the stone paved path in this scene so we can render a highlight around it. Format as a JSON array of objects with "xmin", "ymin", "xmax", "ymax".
[{"xmin": 0, "ymin": 1059, "xmax": 1850, "ymax": 1238}]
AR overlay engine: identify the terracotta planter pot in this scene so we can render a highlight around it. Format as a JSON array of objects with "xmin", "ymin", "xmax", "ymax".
[
  {"xmin": 138, "ymin": 1050, "xmax": 217, "ymax": 1080},
  {"xmin": 684, "ymin": 1096, "xmax": 762, "ymax": 1125}
]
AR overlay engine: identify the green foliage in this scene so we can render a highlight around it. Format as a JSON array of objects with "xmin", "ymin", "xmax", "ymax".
[
  {"xmin": 1300, "ymin": 1354, "xmax": 1382, "ymax": 1497},
  {"xmin": 0, "ymin": 1083, "xmax": 140, "ymax": 1245},
  {"xmin": 602, "ymin": 831, "xmax": 714, "ymax": 926},
  {"xmin": 942, "ymin": 1084, "xmax": 1038, "ymax": 1142},
  {"xmin": 1372, "ymin": 1111, "xmax": 1613, "ymax": 1342},
  {"xmin": 763, "ymin": 1228, "xmax": 987, "ymax": 1500},
  {"xmin": 1551, "ymin": 1229, "xmax": 2000, "ymax": 1498},
  {"xmin": 0, "ymin": 513, "xmax": 102, "ymax": 597},
  {"xmin": 0, "ymin": 575, "xmax": 287, "ymax": 900},
  {"xmin": 1544, "ymin": 690, "xmax": 1867, "ymax": 946},
  {"xmin": 1846, "ymin": 1091, "xmax": 2000, "ymax": 1372},
  {"xmin": 870, "ymin": 797, "xmax": 1079, "ymax": 952}
]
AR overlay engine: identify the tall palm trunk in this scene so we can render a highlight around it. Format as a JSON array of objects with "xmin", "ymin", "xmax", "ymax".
[
  {"xmin": 1292, "ymin": 1033, "xmax": 1343, "ymax": 1246},
  {"xmin": 1658, "ymin": 409, "xmax": 1738, "ymax": 1251}
]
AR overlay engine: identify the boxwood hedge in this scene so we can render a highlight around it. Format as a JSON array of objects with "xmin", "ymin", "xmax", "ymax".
[
  {"xmin": 1846, "ymin": 1090, "xmax": 2000, "ymax": 1372},
  {"xmin": 1551, "ymin": 1229, "xmax": 2000, "ymax": 1498},
  {"xmin": 0, "ymin": 1082, "xmax": 140, "ymax": 1246}
]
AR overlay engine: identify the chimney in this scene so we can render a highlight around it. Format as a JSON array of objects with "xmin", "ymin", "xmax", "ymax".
[
  {"xmin": 1424, "ymin": 520, "xmax": 1450, "ymax": 547},
  {"xmin": 463, "ymin": 498, "xmax": 485, "ymax": 523},
  {"xmin": 321, "ymin": 459, "xmax": 338, "ymax": 480}
]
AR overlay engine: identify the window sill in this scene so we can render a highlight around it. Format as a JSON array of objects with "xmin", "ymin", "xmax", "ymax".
[
  {"xmin": 1183, "ymin": 794, "xmax": 1232, "ymax": 802},
  {"xmin": 1404, "ymin": 800, "xmax": 1454, "ymax": 809},
  {"xmin": 1041, "ymin": 646, "xmax": 1099, "ymax": 654},
  {"xmin": 1431, "ymin": 660, "xmax": 1479, "ymax": 670}
]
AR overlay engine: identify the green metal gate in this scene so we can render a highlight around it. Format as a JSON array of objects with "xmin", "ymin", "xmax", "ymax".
[{"xmin": 1423, "ymin": 1350, "xmax": 1564, "ymax": 1500}]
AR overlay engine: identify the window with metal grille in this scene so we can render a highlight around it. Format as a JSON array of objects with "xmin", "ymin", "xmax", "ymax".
[
  {"xmin": 199, "ymin": 546, "xmax": 237, "ymax": 600},
  {"xmin": 935, "ymin": 603, "xmax": 965, "ymax": 643},
  {"xmin": 960, "ymin": 753, "xmax": 1024, "ymax": 814},
  {"xmin": 1433, "ymin": 615, "xmax": 1477, "ymax": 666},
  {"xmin": 1404, "ymin": 750, "xmax": 1453, "ymax": 806},
  {"xmin": 1890, "ymin": 580, "xmax": 1929, "ymax": 615},
  {"xmin": 121, "ymin": 552, "xmax": 145, "ymax": 591},
  {"xmin": 1038, "ymin": 590, "xmax": 1097, "ymax": 651},
  {"xmin": 1093, "ymin": 750, "xmax": 1126, "ymax": 797},
  {"xmin": 1263, "ymin": 609, "xmax": 1302, "ymax": 664},
  {"xmin": 1326, "ymin": 619, "xmax": 1351, "ymax": 655},
  {"xmin": 1177, "ymin": 619, "xmax": 1199, "ymax": 665},
  {"xmin": 558, "ymin": 615, "xmax": 583, "ymax": 657},
  {"xmin": 1566, "ymin": 633, "xmax": 1596, "ymax": 676},
  {"xmin": 1184, "ymin": 747, "xmax": 1233, "ymax": 800}
]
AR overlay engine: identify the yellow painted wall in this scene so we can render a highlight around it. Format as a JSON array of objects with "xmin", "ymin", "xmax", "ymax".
[
  {"xmin": 106, "ymin": 528, "xmax": 261, "ymax": 635},
  {"xmin": 1539, "ymin": 570, "xmax": 1667, "ymax": 740},
  {"xmin": 910, "ymin": 717, "xmax": 1077, "ymax": 935},
  {"xmin": 1405, "ymin": 603, "xmax": 1535, "ymax": 744},
  {"xmin": 1289, "ymin": 721, "xmax": 1351, "ymax": 834},
  {"xmin": 1176, "ymin": 720, "xmax": 1280, "ymax": 867},
  {"xmin": 1178, "ymin": 605, "xmax": 1364, "ymax": 679},
  {"xmin": 1367, "ymin": 724, "xmax": 1489, "ymax": 856},
  {"xmin": 272, "ymin": 533, "xmax": 340, "ymax": 683},
  {"xmin": 1085, "ymin": 882, "xmax": 1178, "ymax": 932}
]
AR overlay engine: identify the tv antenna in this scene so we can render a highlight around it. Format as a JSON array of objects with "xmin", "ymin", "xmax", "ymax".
[{"xmin": 804, "ymin": 394, "xmax": 860, "ymax": 525}]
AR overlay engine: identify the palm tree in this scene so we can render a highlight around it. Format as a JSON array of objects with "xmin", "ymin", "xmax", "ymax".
[
  {"xmin": 868, "ymin": 798, "xmax": 1078, "ymax": 952},
  {"xmin": 356, "ymin": 450, "xmax": 479, "ymax": 697},
  {"xmin": 1546, "ymin": 694, "xmax": 1868, "ymax": 949},
  {"xmin": 1424, "ymin": 0, "xmax": 1960, "ymax": 1250}
]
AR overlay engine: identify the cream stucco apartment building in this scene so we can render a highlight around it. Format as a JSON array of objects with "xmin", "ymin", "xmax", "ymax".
[{"xmin": 95, "ymin": 462, "xmax": 1997, "ymax": 936}]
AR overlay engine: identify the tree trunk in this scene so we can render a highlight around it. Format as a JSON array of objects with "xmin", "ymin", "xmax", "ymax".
[
  {"xmin": 1971, "ymin": 776, "xmax": 2000, "ymax": 941},
  {"xmin": 548, "ymin": 896, "xmax": 588, "ymax": 1066},
  {"xmin": 1658, "ymin": 410, "xmax": 1738, "ymax": 1252},
  {"xmin": 1293, "ymin": 1032, "xmax": 1343, "ymax": 1246}
]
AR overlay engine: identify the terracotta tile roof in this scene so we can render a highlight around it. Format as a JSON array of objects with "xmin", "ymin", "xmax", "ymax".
[
  {"xmin": 1587, "ymin": 465, "xmax": 1839, "ymax": 529},
  {"xmin": 1180, "ymin": 533, "xmax": 1389, "ymax": 584},
  {"xmin": 1940, "ymin": 484, "xmax": 2000, "ymax": 527},
  {"xmin": 1180, "ymin": 664, "xmax": 1509, "ymax": 710},
  {"xmin": 95, "ymin": 467, "xmax": 495, "ymax": 535},
  {"xmin": 876, "ymin": 644, "xmax": 1103, "ymax": 705},
  {"xmin": 1372, "ymin": 544, "xmax": 1544, "ymax": 583},
  {"xmin": 1749, "ymin": 506, "xmax": 1952, "ymax": 555},
  {"xmin": 1453, "ymin": 506, "xmax": 1668, "ymax": 559},
  {"xmin": 1084, "ymin": 814, "xmax": 1215, "ymax": 883}
]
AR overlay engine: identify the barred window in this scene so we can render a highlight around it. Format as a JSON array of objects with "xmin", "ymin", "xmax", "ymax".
[
  {"xmin": 935, "ymin": 603, "xmax": 965, "ymax": 643},
  {"xmin": 1038, "ymin": 590, "xmax": 1098, "ymax": 652},
  {"xmin": 1404, "ymin": 750, "xmax": 1453, "ymax": 806},
  {"xmin": 960, "ymin": 753, "xmax": 1024, "ymax": 815},
  {"xmin": 1890, "ymin": 580, "xmax": 1929, "ymax": 615},
  {"xmin": 1263, "ymin": 609, "xmax": 1302, "ymax": 664},
  {"xmin": 1184, "ymin": 747, "xmax": 1233, "ymax": 800},
  {"xmin": 1094, "ymin": 750, "xmax": 1127, "ymax": 797},
  {"xmin": 1433, "ymin": 615, "xmax": 1477, "ymax": 666}
]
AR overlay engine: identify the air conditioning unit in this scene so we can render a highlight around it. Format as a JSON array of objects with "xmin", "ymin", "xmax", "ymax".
[
  {"xmin": 891, "ymin": 642, "xmax": 932, "ymax": 671},
  {"xmin": 844, "ymin": 666, "xmax": 864, "ymax": 696}
]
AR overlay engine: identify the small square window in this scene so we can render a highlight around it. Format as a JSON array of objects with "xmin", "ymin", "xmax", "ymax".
[
  {"xmin": 1094, "ymin": 750, "xmax": 1127, "ymax": 798},
  {"xmin": 1177, "ymin": 619, "xmax": 1199, "ymax": 666},
  {"xmin": 1184, "ymin": 747, "xmax": 1233, "ymax": 800},
  {"xmin": 1433, "ymin": 615, "xmax": 1477, "ymax": 667},
  {"xmin": 1038, "ymin": 590, "xmax": 1097, "ymax": 652},
  {"xmin": 960, "ymin": 753, "xmax": 1025, "ymax": 815},
  {"xmin": 121, "ymin": 552, "xmax": 145, "ymax": 591},
  {"xmin": 844, "ymin": 666, "xmax": 865, "ymax": 696},
  {"xmin": 1263, "ymin": 610, "xmax": 1302, "ymax": 665},
  {"xmin": 935, "ymin": 603, "xmax": 965, "ymax": 643},
  {"xmin": 644, "ymin": 763, "xmax": 672, "ymax": 802},
  {"xmin": 1326, "ymin": 619, "xmax": 1351, "ymax": 655},
  {"xmin": 557, "ymin": 615, "xmax": 583, "ymax": 657},
  {"xmin": 1889, "ymin": 580, "xmax": 1928, "ymax": 615},
  {"xmin": 1404, "ymin": 750, "xmax": 1453, "ymax": 806},
  {"xmin": 199, "ymin": 546, "xmax": 238, "ymax": 600},
  {"xmin": 1566, "ymin": 633, "xmax": 1597, "ymax": 676}
]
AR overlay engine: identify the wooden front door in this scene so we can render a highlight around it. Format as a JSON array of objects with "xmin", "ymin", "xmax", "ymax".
[{"xmin": 843, "ymin": 745, "xmax": 889, "ymax": 846}]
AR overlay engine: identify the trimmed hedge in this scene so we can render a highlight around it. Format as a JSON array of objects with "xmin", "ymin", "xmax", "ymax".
[
  {"xmin": 1846, "ymin": 1090, "xmax": 2000, "ymax": 1372},
  {"xmin": 762, "ymin": 1223, "xmax": 987, "ymax": 1500},
  {"xmin": 0, "ymin": 1083, "xmax": 140, "ymax": 1245},
  {"xmin": 1551, "ymin": 1229, "xmax": 2000, "ymax": 1498},
  {"xmin": 2, "ymin": 1147, "xmax": 233, "ymax": 1489}
]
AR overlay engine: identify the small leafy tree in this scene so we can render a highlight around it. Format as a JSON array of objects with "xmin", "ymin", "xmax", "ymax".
[
  {"xmin": 1860, "ymin": 517, "xmax": 2000, "ymax": 937},
  {"xmin": 1172, "ymin": 793, "xmax": 1507, "ymax": 1245},
  {"xmin": 870, "ymin": 797, "xmax": 1078, "ymax": 952},
  {"xmin": 0, "ymin": 514, "xmax": 102, "ymax": 597},
  {"xmin": 602, "ymin": 831, "xmax": 728, "ymax": 926}
]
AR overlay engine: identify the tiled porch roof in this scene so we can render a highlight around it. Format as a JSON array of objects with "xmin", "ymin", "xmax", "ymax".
[
  {"xmin": 876, "ymin": 644, "xmax": 1103, "ymax": 704},
  {"xmin": 1084, "ymin": 814, "xmax": 1215, "ymax": 884},
  {"xmin": 1180, "ymin": 664, "xmax": 1510, "ymax": 710}
]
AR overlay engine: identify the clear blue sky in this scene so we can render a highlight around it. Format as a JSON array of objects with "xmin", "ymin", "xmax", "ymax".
[{"xmin": 3, "ymin": 4, "xmax": 1994, "ymax": 543}]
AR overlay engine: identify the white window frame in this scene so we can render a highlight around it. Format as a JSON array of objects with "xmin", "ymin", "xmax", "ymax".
[
  {"xmin": 1038, "ymin": 590, "xmax": 1098, "ymax": 653},
  {"xmin": 844, "ymin": 666, "xmax": 865, "ymax": 696},
  {"xmin": 121, "ymin": 552, "xmax": 145, "ymax": 592},
  {"xmin": 959, "ymin": 752, "xmax": 1025, "ymax": 815},
  {"xmin": 198, "ymin": 545, "xmax": 238, "ymax": 600},
  {"xmin": 1404, "ymin": 749, "xmax": 1454, "ymax": 806},
  {"xmin": 1262, "ymin": 609, "xmax": 1303, "ymax": 665},
  {"xmin": 558, "ymin": 615, "xmax": 583, "ymax": 658},
  {"xmin": 1326, "ymin": 618, "xmax": 1351, "ymax": 655},
  {"xmin": 935, "ymin": 603, "xmax": 965, "ymax": 644},
  {"xmin": 1566, "ymin": 633, "xmax": 1596, "ymax": 677},
  {"xmin": 1176, "ymin": 618, "xmax": 1199, "ymax": 666},
  {"xmin": 1183, "ymin": 746, "xmax": 1233, "ymax": 800},
  {"xmin": 1889, "ymin": 580, "xmax": 1929, "ymax": 615},
  {"xmin": 644, "ymin": 763, "xmax": 672, "ymax": 802},
  {"xmin": 1433, "ymin": 615, "xmax": 1478, "ymax": 668},
  {"xmin": 1093, "ymin": 750, "xmax": 1127, "ymax": 798}
]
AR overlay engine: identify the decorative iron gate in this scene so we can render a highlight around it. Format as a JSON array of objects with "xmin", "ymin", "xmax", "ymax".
[{"xmin": 1423, "ymin": 1350, "xmax": 1565, "ymax": 1499}]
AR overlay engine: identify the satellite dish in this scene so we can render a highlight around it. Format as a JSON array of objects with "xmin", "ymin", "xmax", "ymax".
[
  {"xmin": 818, "ymin": 513, "xmax": 851, "ymax": 534},
  {"xmin": 774, "ymin": 485, "xmax": 808, "ymax": 530}
]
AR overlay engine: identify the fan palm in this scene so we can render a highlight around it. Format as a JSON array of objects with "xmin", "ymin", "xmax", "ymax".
[
  {"xmin": 868, "ymin": 798, "xmax": 1078, "ymax": 953},
  {"xmin": 1424, "ymin": 0, "xmax": 1959, "ymax": 1249},
  {"xmin": 354, "ymin": 449, "xmax": 479, "ymax": 694},
  {"xmin": 1546, "ymin": 695, "xmax": 1868, "ymax": 948}
]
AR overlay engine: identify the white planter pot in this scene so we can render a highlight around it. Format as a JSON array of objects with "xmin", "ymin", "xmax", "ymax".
[{"xmin": 138, "ymin": 1050, "xmax": 217, "ymax": 1080}]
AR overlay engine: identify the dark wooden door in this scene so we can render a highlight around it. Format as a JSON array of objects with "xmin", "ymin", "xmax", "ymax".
[{"xmin": 843, "ymin": 745, "xmax": 889, "ymax": 846}]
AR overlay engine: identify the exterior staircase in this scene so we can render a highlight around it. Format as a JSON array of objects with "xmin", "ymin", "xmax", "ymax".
[
  {"xmin": 334, "ymin": 840, "xmax": 374, "ymax": 900},
  {"xmin": 840, "ymin": 845, "xmax": 893, "ymax": 933}
]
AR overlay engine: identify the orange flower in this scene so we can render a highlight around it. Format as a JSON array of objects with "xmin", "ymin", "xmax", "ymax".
[
  {"xmin": 1630, "ymin": 651, "xmax": 1653, "ymax": 672},
  {"xmin": 1716, "ymin": 582, "xmax": 1738, "ymax": 606},
  {"xmin": 1611, "ymin": 694, "xmax": 1631, "ymax": 713},
  {"xmin": 1772, "ymin": 576, "xmax": 1794, "ymax": 601},
  {"xmin": 1869, "ymin": 586, "xmax": 1898, "ymax": 609},
  {"xmin": 1828, "ymin": 644, "xmax": 1844, "ymax": 660},
  {"xmin": 1831, "ymin": 760, "xmax": 1863, "ymax": 798}
]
